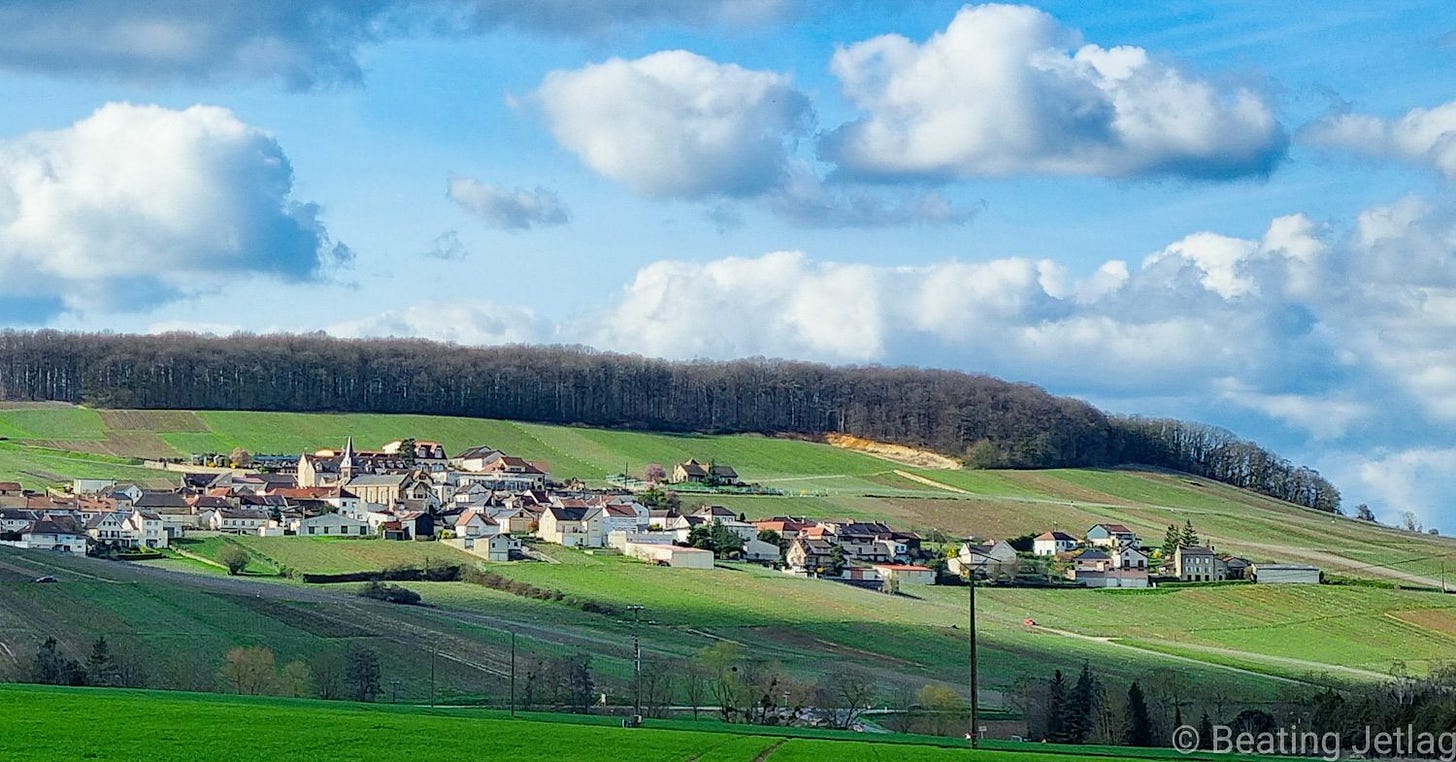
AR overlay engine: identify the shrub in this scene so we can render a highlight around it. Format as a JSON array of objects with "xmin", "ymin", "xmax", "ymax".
[{"xmin": 358, "ymin": 581, "xmax": 422, "ymax": 605}]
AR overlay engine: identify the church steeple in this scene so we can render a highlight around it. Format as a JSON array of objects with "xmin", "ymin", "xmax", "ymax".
[{"xmin": 340, "ymin": 436, "xmax": 356, "ymax": 481}]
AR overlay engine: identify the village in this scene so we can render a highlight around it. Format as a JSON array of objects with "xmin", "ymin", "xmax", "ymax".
[{"xmin": 0, "ymin": 438, "xmax": 1321, "ymax": 589}]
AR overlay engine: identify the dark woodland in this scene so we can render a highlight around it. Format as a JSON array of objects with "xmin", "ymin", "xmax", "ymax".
[{"xmin": 0, "ymin": 330, "xmax": 1339, "ymax": 512}]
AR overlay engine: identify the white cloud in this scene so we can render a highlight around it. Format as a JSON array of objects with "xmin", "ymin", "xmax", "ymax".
[
  {"xmin": 0, "ymin": 102, "xmax": 345, "ymax": 317},
  {"xmin": 0, "ymin": 1, "xmax": 796, "ymax": 87},
  {"xmin": 447, "ymin": 177, "xmax": 570, "ymax": 231},
  {"xmin": 1352, "ymin": 448, "xmax": 1456, "ymax": 528},
  {"xmin": 1305, "ymin": 100, "xmax": 1456, "ymax": 182},
  {"xmin": 822, "ymin": 4, "xmax": 1286, "ymax": 180},
  {"xmin": 1213, "ymin": 379, "xmax": 1369, "ymax": 440},
  {"xmin": 329, "ymin": 300, "xmax": 544, "ymax": 346},
  {"xmin": 535, "ymin": 50, "xmax": 811, "ymax": 199}
]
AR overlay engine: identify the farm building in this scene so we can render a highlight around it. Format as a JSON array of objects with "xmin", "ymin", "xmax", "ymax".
[
  {"xmin": 1074, "ymin": 569, "xmax": 1150, "ymax": 588},
  {"xmin": 623, "ymin": 541, "xmax": 714, "ymax": 569},
  {"xmin": 1252, "ymin": 564, "xmax": 1321, "ymax": 584}
]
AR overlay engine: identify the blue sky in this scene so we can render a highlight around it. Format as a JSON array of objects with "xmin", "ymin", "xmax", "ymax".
[{"xmin": 0, "ymin": 1, "xmax": 1454, "ymax": 527}]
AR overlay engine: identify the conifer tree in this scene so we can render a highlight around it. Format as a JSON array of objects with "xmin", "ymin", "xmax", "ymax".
[{"xmin": 1123, "ymin": 681, "xmax": 1154, "ymax": 747}]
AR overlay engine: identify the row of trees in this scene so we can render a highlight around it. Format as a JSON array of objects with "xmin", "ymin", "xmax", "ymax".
[
  {"xmin": 0, "ymin": 330, "xmax": 1338, "ymax": 511},
  {"xmin": 20, "ymin": 636, "xmax": 383, "ymax": 703}
]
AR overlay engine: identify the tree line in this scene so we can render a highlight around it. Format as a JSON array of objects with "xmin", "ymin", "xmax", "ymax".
[{"xmin": 0, "ymin": 330, "xmax": 1338, "ymax": 511}]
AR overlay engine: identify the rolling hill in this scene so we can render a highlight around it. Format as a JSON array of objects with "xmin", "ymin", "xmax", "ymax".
[{"xmin": 0, "ymin": 404, "xmax": 1451, "ymax": 736}]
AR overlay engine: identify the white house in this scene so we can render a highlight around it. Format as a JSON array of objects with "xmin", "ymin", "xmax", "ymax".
[
  {"xmin": 452, "ymin": 509, "xmax": 500, "ymax": 540},
  {"xmin": 86, "ymin": 512, "xmax": 128, "ymax": 544},
  {"xmin": 17, "ymin": 520, "xmax": 87, "ymax": 553},
  {"xmin": 1111, "ymin": 545, "xmax": 1149, "ymax": 570},
  {"xmin": 538, "ymin": 505, "xmax": 604, "ymax": 548},
  {"xmin": 871, "ymin": 563, "xmax": 936, "ymax": 586},
  {"xmin": 294, "ymin": 512, "xmax": 371, "ymax": 537},
  {"xmin": 1033, "ymin": 531, "xmax": 1078, "ymax": 556},
  {"xmin": 949, "ymin": 540, "xmax": 1019, "ymax": 577},
  {"xmin": 210, "ymin": 508, "xmax": 270, "ymax": 534},
  {"xmin": 123, "ymin": 510, "xmax": 169, "ymax": 549},
  {"xmin": 1085, "ymin": 523, "xmax": 1139, "ymax": 549},
  {"xmin": 601, "ymin": 503, "xmax": 649, "ymax": 536}
]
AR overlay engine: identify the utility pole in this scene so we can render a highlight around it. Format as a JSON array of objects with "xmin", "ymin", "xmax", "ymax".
[
  {"xmin": 957, "ymin": 548, "xmax": 979, "ymax": 748},
  {"xmin": 969, "ymin": 573, "xmax": 979, "ymax": 747},
  {"xmin": 627, "ymin": 604, "xmax": 644, "ymax": 724},
  {"xmin": 510, "ymin": 630, "xmax": 517, "ymax": 718},
  {"xmin": 430, "ymin": 649, "xmax": 437, "ymax": 708}
]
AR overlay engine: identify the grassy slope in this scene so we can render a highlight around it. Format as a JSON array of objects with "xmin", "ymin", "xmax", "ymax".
[
  {"xmin": 0, "ymin": 684, "xmax": 1279, "ymax": 762},
  {"xmin": 0, "ymin": 406, "xmax": 1452, "ymax": 687}
]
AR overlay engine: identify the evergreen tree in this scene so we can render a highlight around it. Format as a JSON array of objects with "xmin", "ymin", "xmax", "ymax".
[
  {"xmin": 86, "ymin": 636, "xmax": 117, "ymax": 687},
  {"xmin": 1161, "ymin": 524, "xmax": 1180, "ymax": 558},
  {"xmin": 1067, "ymin": 662, "xmax": 1099, "ymax": 743},
  {"xmin": 1123, "ymin": 681, "xmax": 1154, "ymax": 747},
  {"xmin": 1198, "ymin": 711, "xmax": 1215, "ymax": 750},
  {"xmin": 33, "ymin": 637, "xmax": 85, "ymax": 686},
  {"xmin": 1046, "ymin": 669, "xmax": 1069, "ymax": 742},
  {"xmin": 1180, "ymin": 520, "xmax": 1200, "ymax": 548}
]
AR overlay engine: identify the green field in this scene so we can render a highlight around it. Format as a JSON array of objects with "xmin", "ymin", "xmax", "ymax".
[
  {"xmin": 175, "ymin": 535, "xmax": 475, "ymax": 575},
  {"xmin": 0, "ymin": 684, "xmax": 1280, "ymax": 762}
]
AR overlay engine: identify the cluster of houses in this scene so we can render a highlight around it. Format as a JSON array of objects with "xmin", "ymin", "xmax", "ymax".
[
  {"xmin": 0, "ymin": 441, "xmax": 771, "ymax": 569},
  {"xmin": 938, "ymin": 523, "xmax": 1320, "ymax": 588},
  {"xmin": 0, "ymin": 442, "xmax": 1320, "ymax": 586}
]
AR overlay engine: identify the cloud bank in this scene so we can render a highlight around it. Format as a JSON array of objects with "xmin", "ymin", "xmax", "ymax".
[{"xmin": 0, "ymin": 102, "xmax": 346, "ymax": 317}]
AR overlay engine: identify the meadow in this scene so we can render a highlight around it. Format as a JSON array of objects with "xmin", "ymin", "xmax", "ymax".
[{"xmin": 0, "ymin": 684, "xmax": 1281, "ymax": 762}]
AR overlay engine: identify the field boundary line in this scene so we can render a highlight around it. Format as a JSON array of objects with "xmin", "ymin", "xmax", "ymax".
[{"xmin": 892, "ymin": 470, "xmax": 972, "ymax": 494}]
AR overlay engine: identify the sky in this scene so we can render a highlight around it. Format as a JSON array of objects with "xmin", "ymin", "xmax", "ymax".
[{"xmin": 0, "ymin": 1, "xmax": 1453, "ymax": 527}]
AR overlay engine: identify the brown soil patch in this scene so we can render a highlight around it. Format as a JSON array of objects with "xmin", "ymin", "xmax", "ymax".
[
  {"xmin": 826, "ymin": 433, "xmax": 961, "ymax": 469},
  {"xmin": 1386, "ymin": 609, "xmax": 1456, "ymax": 637}
]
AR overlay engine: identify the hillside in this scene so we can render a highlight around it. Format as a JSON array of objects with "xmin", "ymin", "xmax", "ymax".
[{"xmin": 0, "ymin": 405, "xmax": 1444, "ymax": 584}]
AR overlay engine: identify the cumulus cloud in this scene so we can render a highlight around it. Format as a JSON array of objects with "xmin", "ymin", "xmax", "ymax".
[
  {"xmin": 329, "ymin": 300, "xmax": 544, "ymax": 346},
  {"xmin": 582, "ymin": 214, "xmax": 1331, "ymax": 401},
  {"xmin": 1304, "ymin": 100, "xmax": 1456, "ymax": 182},
  {"xmin": 447, "ymin": 178, "xmax": 570, "ymax": 231},
  {"xmin": 0, "ymin": 102, "xmax": 346, "ymax": 317},
  {"xmin": 822, "ymin": 3, "xmax": 1286, "ymax": 180},
  {"xmin": 0, "ymin": 1, "xmax": 795, "ymax": 87},
  {"xmin": 535, "ymin": 50, "xmax": 812, "ymax": 199}
]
